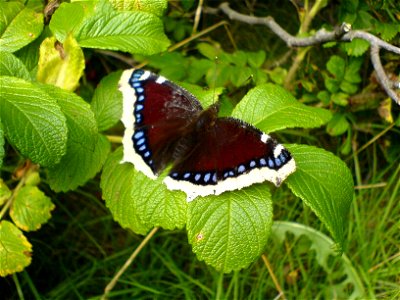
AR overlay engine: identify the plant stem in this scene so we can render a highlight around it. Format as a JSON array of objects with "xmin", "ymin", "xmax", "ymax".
[
  {"xmin": 0, "ymin": 162, "xmax": 37, "ymax": 220},
  {"xmin": 261, "ymin": 254, "xmax": 286, "ymax": 300},
  {"xmin": 101, "ymin": 227, "xmax": 159, "ymax": 300}
]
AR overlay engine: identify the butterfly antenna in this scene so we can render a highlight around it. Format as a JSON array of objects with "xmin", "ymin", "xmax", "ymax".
[{"xmin": 212, "ymin": 55, "xmax": 220, "ymax": 106}]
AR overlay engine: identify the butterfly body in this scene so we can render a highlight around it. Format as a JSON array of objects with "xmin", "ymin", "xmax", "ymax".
[{"xmin": 119, "ymin": 69, "xmax": 296, "ymax": 201}]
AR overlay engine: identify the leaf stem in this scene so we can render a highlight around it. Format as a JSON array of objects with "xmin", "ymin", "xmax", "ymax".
[
  {"xmin": 12, "ymin": 273, "xmax": 25, "ymax": 300},
  {"xmin": 106, "ymin": 135, "xmax": 122, "ymax": 144},
  {"xmin": 101, "ymin": 227, "xmax": 159, "ymax": 300}
]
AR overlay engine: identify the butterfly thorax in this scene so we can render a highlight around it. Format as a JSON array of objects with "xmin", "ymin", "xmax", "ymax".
[{"xmin": 194, "ymin": 103, "xmax": 220, "ymax": 132}]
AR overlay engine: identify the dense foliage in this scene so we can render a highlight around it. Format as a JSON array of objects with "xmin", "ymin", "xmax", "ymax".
[{"xmin": 0, "ymin": 0, "xmax": 399, "ymax": 299}]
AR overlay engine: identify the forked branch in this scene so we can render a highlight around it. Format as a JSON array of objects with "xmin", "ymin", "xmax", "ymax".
[{"xmin": 211, "ymin": 3, "xmax": 400, "ymax": 105}]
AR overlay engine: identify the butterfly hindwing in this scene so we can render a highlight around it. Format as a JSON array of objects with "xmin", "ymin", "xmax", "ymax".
[{"xmin": 164, "ymin": 118, "xmax": 296, "ymax": 201}]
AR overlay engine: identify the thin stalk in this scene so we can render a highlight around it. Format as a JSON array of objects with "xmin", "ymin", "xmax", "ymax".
[
  {"xmin": 101, "ymin": 227, "xmax": 159, "ymax": 300},
  {"xmin": 261, "ymin": 254, "xmax": 286, "ymax": 300}
]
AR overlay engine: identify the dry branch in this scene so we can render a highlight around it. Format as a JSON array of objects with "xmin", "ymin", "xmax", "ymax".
[{"xmin": 211, "ymin": 3, "xmax": 400, "ymax": 105}]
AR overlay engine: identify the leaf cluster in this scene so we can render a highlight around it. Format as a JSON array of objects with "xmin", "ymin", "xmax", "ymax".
[
  {"xmin": 0, "ymin": 0, "xmax": 168, "ymax": 277},
  {"xmin": 2, "ymin": 0, "xmax": 396, "ymax": 291}
]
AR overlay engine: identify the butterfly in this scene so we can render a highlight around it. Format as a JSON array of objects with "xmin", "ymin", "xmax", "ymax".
[{"xmin": 119, "ymin": 69, "xmax": 296, "ymax": 201}]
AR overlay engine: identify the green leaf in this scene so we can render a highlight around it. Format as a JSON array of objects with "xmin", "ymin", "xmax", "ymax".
[
  {"xmin": 10, "ymin": 186, "xmax": 55, "ymax": 232},
  {"xmin": 331, "ymin": 92, "xmax": 349, "ymax": 106},
  {"xmin": 230, "ymin": 66, "xmax": 253, "ymax": 87},
  {"xmin": 247, "ymin": 50, "xmax": 266, "ymax": 68},
  {"xmin": 0, "ymin": 77, "xmax": 68, "ymax": 166},
  {"xmin": 37, "ymin": 35, "xmax": 85, "ymax": 91},
  {"xmin": 49, "ymin": 2, "xmax": 86, "ymax": 43},
  {"xmin": 340, "ymin": 80, "xmax": 358, "ymax": 94},
  {"xmin": 326, "ymin": 113, "xmax": 350, "ymax": 136},
  {"xmin": 179, "ymin": 82, "xmax": 224, "ymax": 108},
  {"xmin": 267, "ymin": 67, "xmax": 287, "ymax": 85},
  {"xmin": 375, "ymin": 22, "xmax": 400, "ymax": 41},
  {"xmin": 187, "ymin": 58, "xmax": 214, "ymax": 83},
  {"xmin": 0, "ymin": 2, "xmax": 24, "ymax": 35},
  {"xmin": 206, "ymin": 64, "xmax": 232, "ymax": 88},
  {"xmin": 0, "ymin": 51, "xmax": 30, "ymax": 81},
  {"xmin": 13, "ymin": 30, "xmax": 45, "ymax": 73},
  {"xmin": 232, "ymin": 84, "xmax": 332, "ymax": 133},
  {"xmin": 317, "ymin": 90, "xmax": 331, "ymax": 105},
  {"xmin": 342, "ymin": 39, "xmax": 370, "ymax": 56},
  {"xmin": 197, "ymin": 43, "xmax": 220, "ymax": 60},
  {"xmin": 326, "ymin": 55, "xmax": 345, "ymax": 79},
  {"xmin": 91, "ymin": 71, "xmax": 123, "ymax": 131},
  {"xmin": 39, "ymin": 84, "xmax": 110, "ymax": 192},
  {"xmin": 324, "ymin": 77, "xmax": 340, "ymax": 93},
  {"xmin": 74, "ymin": 0, "xmax": 170, "ymax": 55},
  {"xmin": 231, "ymin": 51, "xmax": 248, "ymax": 67},
  {"xmin": 272, "ymin": 221, "xmax": 365, "ymax": 299},
  {"xmin": 110, "ymin": 0, "xmax": 168, "ymax": 17},
  {"xmin": 148, "ymin": 52, "xmax": 188, "ymax": 81},
  {"xmin": 340, "ymin": 131, "xmax": 352, "ymax": 155},
  {"xmin": 187, "ymin": 185, "xmax": 273, "ymax": 273},
  {"xmin": 285, "ymin": 144, "xmax": 354, "ymax": 250},
  {"xmin": 49, "ymin": 134, "xmax": 110, "ymax": 192},
  {"xmin": 344, "ymin": 58, "xmax": 362, "ymax": 83},
  {"xmin": 252, "ymin": 68, "xmax": 268, "ymax": 85},
  {"xmin": 0, "ymin": 122, "xmax": 4, "ymax": 169},
  {"xmin": 0, "ymin": 178, "xmax": 11, "ymax": 206},
  {"xmin": 0, "ymin": 220, "xmax": 32, "ymax": 277},
  {"xmin": 0, "ymin": 6, "xmax": 43, "ymax": 53},
  {"xmin": 101, "ymin": 148, "xmax": 187, "ymax": 233}
]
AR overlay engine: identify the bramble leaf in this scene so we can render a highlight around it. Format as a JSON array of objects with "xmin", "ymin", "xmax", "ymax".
[
  {"xmin": 110, "ymin": 0, "xmax": 168, "ymax": 16},
  {"xmin": 233, "ymin": 84, "xmax": 332, "ymax": 133},
  {"xmin": 91, "ymin": 71, "xmax": 123, "ymax": 131},
  {"xmin": 0, "ymin": 179, "xmax": 11, "ymax": 206},
  {"xmin": 247, "ymin": 50, "xmax": 266, "ymax": 68},
  {"xmin": 74, "ymin": 0, "xmax": 170, "ymax": 55},
  {"xmin": 37, "ymin": 35, "xmax": 85, "ymax": 91},
  {"xmin": 342, "ymin": 39, "xmax": 370, "ymax": 57},
  {"xmin": 0, "ymin": 51, "xmax": 30, "ymax": 80},
  {"xmin": 285, "ymin": 144, "xmax": 354, "ymax": 251},
  {"xmin": 187, "ymin": 185, "xmax": 273, "ymax": 273},
  {"xmin": 10, "ymin": 186, "xmax": 55, "ymax": 231},
  {"xmin": 101, "ymin": 148, "xmax": 187, "ymax": 234},
  {"xmin": 0, "ymin": 5, "xmax": 43, "ymax": 53},
  {"xmin": 0, "ymin": 220, "xmax": 32, "ymax": 277},
  {"xmin": 0, "ymin": 77, "xmax": 68, "ymax": 166},
  {"xmin": 0, "ymin": 122, "xmax": 4, "ymax": 169},
  {"xmin": 179, "ymin": 82, "xmax": 224, "ymax": 109},
  {"xmin": 326, "ymin": 113, "xmax": 349, "ymax": 136},
  {"xmin": 39, "ymin": 84, "xmax": 110, "ymax": 192},
  {"xmin": 49, "ymin": 2, "xmax": 87, "ymax": 43},
  {"xmin": 327, "ymin": 55, "xmax": 345, "ymax": 79},
  {"xmin": 0, "ymin": 2, "xmax": 24, "ymax": 35}
]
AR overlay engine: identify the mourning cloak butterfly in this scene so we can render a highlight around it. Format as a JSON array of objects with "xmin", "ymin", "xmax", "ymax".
[{"xmin": 119, "ymin": 69, "xmax": 296, "ymax": 202}]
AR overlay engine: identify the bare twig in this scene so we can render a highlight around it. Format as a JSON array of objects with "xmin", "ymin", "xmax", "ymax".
[
  {"xmin": 215, "ymin": 2, "xmax": 400, "ymax": 105},
  {"xmin": 370, "ymin": 45, "xmax": 400, "ymax": 104}
]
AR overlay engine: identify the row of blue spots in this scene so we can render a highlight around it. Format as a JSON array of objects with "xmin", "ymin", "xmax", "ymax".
[
  {"xmin": 168, "ymin": 149, "xmax": 292, "ymax": 185},
  {"xmin": 130, "ymin": 69, "xmax": 144, "ymax": 82},
  {"xmin": 220, "ymin": 152, "xmax": 291, "ymax": 180},
  {"xmin": 170, "ymin": 171, "xmax": 218, "ymax": 185},
  {"xmin": 132, "ymin": 129, "xmax": 153, "ymax": 167},
  {"xmin": 276, "ymin": 150, "xmax": 290, "ymax": 167},
  {"xmin": 129, "ymin": 70, "xmax": 146, "ymax": 125}
]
